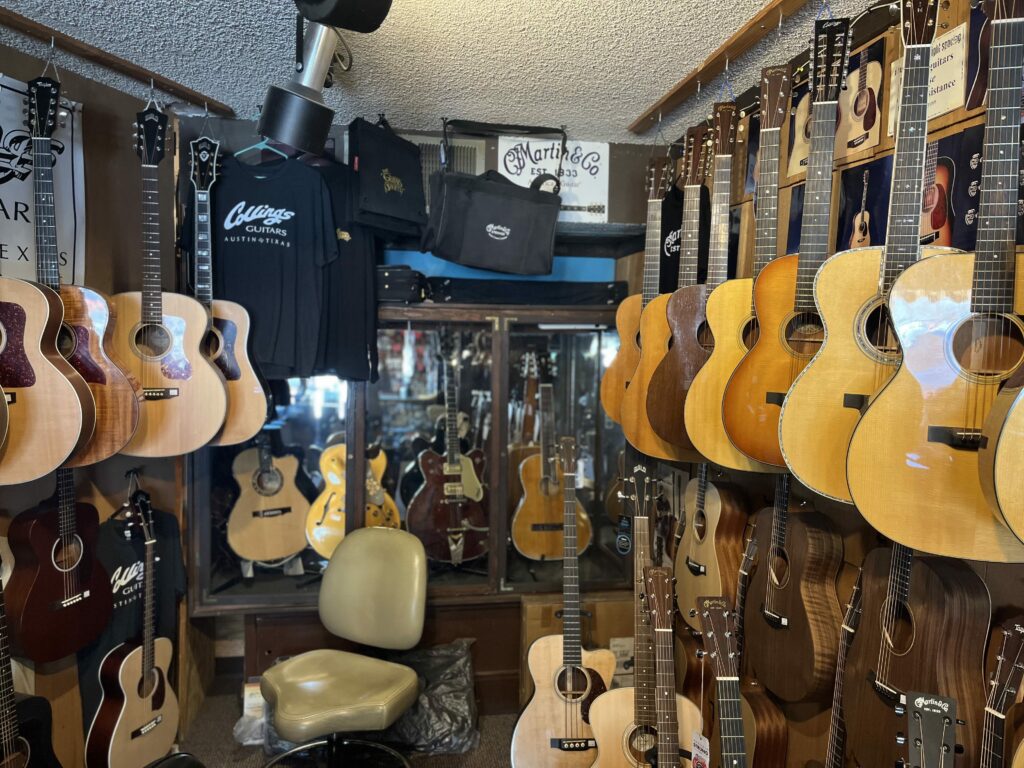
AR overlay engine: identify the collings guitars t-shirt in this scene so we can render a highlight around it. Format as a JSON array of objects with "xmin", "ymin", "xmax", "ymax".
[{"xmin": 77, "ymin": 509, "xmax": 185, "ymax": 734}]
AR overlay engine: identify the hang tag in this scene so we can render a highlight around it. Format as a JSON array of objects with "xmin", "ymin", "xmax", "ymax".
[{"xmin": 691, "ymin": 733, "xmax": 710, "ymax": 768}]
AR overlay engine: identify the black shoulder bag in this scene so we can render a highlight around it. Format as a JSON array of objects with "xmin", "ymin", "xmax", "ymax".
[{"xmin": 348, "ymin": 115, "xmax": 427, "ymax": 236}]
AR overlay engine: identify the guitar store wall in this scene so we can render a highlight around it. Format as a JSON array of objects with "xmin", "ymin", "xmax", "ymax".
[{"xmin": 0, "ymin": 41, "xmax": 203, "ymax": 768}]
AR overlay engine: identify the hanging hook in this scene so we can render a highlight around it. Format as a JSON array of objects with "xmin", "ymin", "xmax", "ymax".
[
  {"xmin": 777, "ymin": 10, "xmax": 784, "ymax": 40},
  {"xmin": 40, "ymin": 36, "xmax": 60, "ymax": 81},
  {"xmin": 816, "ymin": 0, "xmax": 834, "ymax": 20},
  {"xmin": 145, "ymin": 78, "xmax": 160, "ymax": 110},
  {"xmin": 719, "ymin": 57, "xmax": 736, "ymax": 102}
]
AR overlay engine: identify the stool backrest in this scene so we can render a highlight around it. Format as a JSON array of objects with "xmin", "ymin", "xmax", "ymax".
[{"xmin": 319, "ymin": 526, "xmax": 427, "ymax": 649}]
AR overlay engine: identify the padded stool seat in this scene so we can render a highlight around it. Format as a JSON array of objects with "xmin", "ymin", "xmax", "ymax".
[{"xmin": 261, "ymin": 649, "xmax": 419, "ymax": 743}]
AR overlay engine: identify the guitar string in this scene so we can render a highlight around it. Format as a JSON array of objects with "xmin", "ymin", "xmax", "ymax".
[{"xmin": 980, "ymin": 630, "xmax": 1007, "ymax": 768}]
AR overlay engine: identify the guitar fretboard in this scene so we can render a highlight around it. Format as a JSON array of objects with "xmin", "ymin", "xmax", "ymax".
[
  {"xmin": 194, "ymin": 187, "xmax": 214, "ymax": 308},
  {"xmin": 0, "ymin": 567, "xmax": 19, "ymax": 757},
  {"xmin": 32, "ymin": 136, "xmax": 61, "ymax": 292},
  {"xmin": 879, "ymin": 45, "xmax": 932, "ymax": 295},
  {"xmin": 633, "ymin": 514, "xmax": 656, "ymax": 728},
  {"xmin": 538, "ymin": 384, "xmax": 555, "ymax": 484},
  {"xmin": 653, "ymin": 619, "xmax": 680, "ymax": 764},
  {"xmin": 751, "ymin": 129, "xmax": 782, "ymax": 296},
  {"xmin": 769, "ymin": 473, "xmax": 791, "ymax": 554},
  {"xmin": 642, "ymin": 198, "xmax": 664, "ymax": 307},
  {"xmin": 678, "ymin": 182, "xmax": 703, "ymax": 288},
  {"xmin": 562, "ymin": 463, "xmax": 582, "ymax": 667},
  {"xmin": 141, "ymin": 165, "xmax": 163, "ymax": 324},
  {"xmin": 444, "ymin": 359, "xmax": 460, "ymax": 473},
  {"xmin": 716, "ymin": 678, "xmax": 749, "ymax": 768},
  {"xmin": 708, "ymin": 154, "xmax": 734, "ymax": 288},
  {"xmin": 795, "ymin": 104, "xmax": 839, "ymax": 311},
  {"xmin": 141, "ymin": 513, "xmax": 157, "ymax": 686},
  {"xmin": 970, "ymin": 18, "xmax": 1024, "ymax": 314}
]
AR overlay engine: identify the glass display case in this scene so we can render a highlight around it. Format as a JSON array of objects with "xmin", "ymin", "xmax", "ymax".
[{"xmin": 188, "ymin": 304, "xmax": 628, "ymax": 616}]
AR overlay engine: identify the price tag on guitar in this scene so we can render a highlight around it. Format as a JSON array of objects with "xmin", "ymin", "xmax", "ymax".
[{"xmin": 691, "ymin": 732, "xmax": 710, "ymax": 768}]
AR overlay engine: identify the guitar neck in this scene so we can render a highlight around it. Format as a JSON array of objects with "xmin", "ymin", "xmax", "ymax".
[
  {"xmin": 880, "ymin": 43, "xmax": 933, "ymax": 294},
  {"xmin": 716, "ymin": 678, "xmax": 748, "ymax": 768},
  {"xmin": 538, "ymin": 384, "xmax": 554, "ymax": 482},
  {"xmin": 751, "ymin": 129, "xmax": 782, "ymax": 286},
  {"xmin": 677, "ymin": 182, "xmax": 703, "ymax": 288},
  {"xmin": 707, "ymin": 153, "xmax": 734, "ymax": 288},
  {"xmin": 794, "ymin": 103, "xmax": 839, "ymax": 311},
  {"xmin": 0, "ymin": 575, "xmax": 20, "ymax": 753},
  {"xmin": 444, "ymin": 361, "xmax": 460, "ymax": 468},
  {"xmin": 141, "ymin": 164, "xmax": 164, "ymax": 323},
  {"xmin": 641, "ymin": 197, "xmax": 663, "ymax": 308},
  {"xmin": 56, "ymin": 467, "xmax": 78, "ymax": 544},
  {"xmin": 858, "ymin": 51, "xmax": 868, "ymax": 90},
  {"xmin": 31, "ymin": 136, "xmax": 61, "ymax": 292},
  {"xmin": 562, "ymin": 462, "xmax": 582, "ymax": 667},
  {"xmin": 769, "ymin": 474, "xmax": 791, "ymax": 554},
  {"xmin": 520, "ymin": 376, "xmax": 539, "ymax": 443},
  {"xmin": 981, "ymin": 708, "xmax": 1008, "ymax": 768},
  {"xmin": 193, "ymin": 184, "xmax": 214, "ymax": 309},
  {"xmin": 653, "ymin": 620, "xmax": 680, "ymax": 764},
  {"xmin": 141, "ymin": 526, "xmax": 156, "ymax": 684},
  {"xmin": 970, "ymin": 17, "xmax": 1024, "ymax": 314},
  {"xmin": 824, "ymin": 611, "xmax": 857, "ymax": 768},
  {"xmin": 633, "ymin": 514, "xmax": 656, "ymax": 728}
]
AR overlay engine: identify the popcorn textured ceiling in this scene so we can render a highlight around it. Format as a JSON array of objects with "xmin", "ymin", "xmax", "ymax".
[{"xmin": 2, "ymin": 0, "xmax": 866, "ymax": 144}]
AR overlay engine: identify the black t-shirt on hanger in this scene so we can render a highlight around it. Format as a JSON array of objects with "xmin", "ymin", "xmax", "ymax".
[{"xmin": 78, "ymin": 509, "xmax": 186, "ymax": 734}]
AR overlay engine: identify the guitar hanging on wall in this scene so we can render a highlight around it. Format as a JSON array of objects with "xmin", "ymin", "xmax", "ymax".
[{"xmin": 110, "ymin": 103, "xmax": 227, "ymax": 457}]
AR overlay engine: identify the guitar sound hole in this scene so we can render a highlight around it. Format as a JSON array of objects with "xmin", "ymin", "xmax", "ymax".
[
  {"xmin": 768, "ymin": 546, "xmax": 790, "ymax": 588},
  {"xmin": 854, "ymin": 90, "xmax": 870, "ymax": 117},
  {"xmin": 57, "ymin": 323, "xmax": 78, "ymax": 358},
  {"xmin": 693, "ymin": 511, "xmax": 707, "ymax": 542},
  {"xmin": 949, "ymin": 313, "xmax": 1024, "ymax": 382},
  {"xmin": 696, "ymin": 320, "xmax": 714, "ymax": 353},
  {"xmin": 1, "ymin": 736, "xmax": 30, "ymax": 767},
  {"xmin": 555, "ymin": 665, "xmax": 591, "ymax": 702},
  {"xmin": 881, "ymin": 598, "xmax": 915, "ymax": 656},
  {"xmin": 253, "ymin": 468, "xmax": 284, "ymax": 496},
  {"xmin": 133, "ymin": 323, "xmax": 171, "ymax": 358},
  {"xmin": 625, "ymin": 724, "xmax": 657, "ymax": 761},
  {"xmin": 51, "ymin": 535, "xmax": 84, "ymax": 573},
  {"xmin": 138, "ymin": 667, "xmax": 159, "ymax": 699},
  {"xmin": 784, "ymin": 311, "xmax": 825, "ymax": 357},
  {"xmin": 202, "ymin": 327, "xmax": 224, "ymax": 359},
  {"xmin": 861, "ymin": 301, "xmax": 901, "ymax": 361},
  {"xmin": 741, "ymin": 317, "xmax": 760, "ymax": 350}
]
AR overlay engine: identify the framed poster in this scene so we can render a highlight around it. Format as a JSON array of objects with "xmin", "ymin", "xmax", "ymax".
[
  {"xmin": 887, "ymin": 22, "xmax": 968, "ymax": 135},
  {"xmin": 836, "ymin": 37, "xmax": 886, "ymax": 159}
]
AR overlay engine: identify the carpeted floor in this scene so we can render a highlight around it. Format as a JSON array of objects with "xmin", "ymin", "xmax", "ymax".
[{"xmin": 180, "ymin": 679, "xmax": 515, "ymax": 767}]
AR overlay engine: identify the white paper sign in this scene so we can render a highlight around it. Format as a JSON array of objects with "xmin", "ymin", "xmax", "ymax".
[
  {"xmin": 0, "ymin": 75, "xmax": 86, "ymax": 285},
  {"xmin": 887, "ymin": 23, "xmax": 967, "ymax": 135},
  {"xmin": 691, "ymin": 732, "xmax": 711, "ymax": 768},
  {"xmin": 497, "ymin": 136, "xmax": 609, "ymax": 223}
]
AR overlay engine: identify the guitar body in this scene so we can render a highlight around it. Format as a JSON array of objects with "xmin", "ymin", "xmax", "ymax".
[
  {"xmin": 306, "ymin": 444, "xmax": 347, "ymax": 560},
  {"xmin": 848, "ymin": 252, "xmax": 1024, "ymax": 561},
  {"xmin": 507, "ymin": 444, "xmax": 540, "ymax": 512},
  {"xmin": 981, "ymin": 366, "xmax": 1024, "ymax": 532},
  {"xmin": 0, "ymin": 277, "xmax": 92, "ymax": 484},
  {"xmin": 510, "ymin": 634, "xmax": 615, "ymax": 768},
  {"xmin": 226, "ymin": 450, "xmax": 308, "ymax": 562},
  {"xmin": 849, "ymin": 211, "xmax": 870, "ymax": 248},
  {"xmin": 622, "ymin": 295, "xmax": 693, "ymax": 461},
  {"xmin": 58, "ymin": 284, "xmax": 140, "ymax": 466},
  {"xmin": 842, "ymin": 548, "xmax": 989, "ymax": 768},
  {"xmin": 364, "ymin": 450, "xmax": 400, "ymax": 530},
  {"xmin": 13, "ymin": 693, "xmax": 62, "ymax": 768},
  {"xmin": 109, "ymin": 291, "xmax": 227, "ymax": 457},
  {"xmin": 743, "ymin": 507, "xmax": 843, "ymax": 702},
  {"xmin": 920, "ymin": 161, "xmax": 953, "ymax": 246},
  {"xmin": 206, "ymin": 299, "xmax": 265, "ymax": 446},
  {"xmin": 647, "ymin": 284, "xmax": 713, "ymax": 451},
  {"xmin": 836, "ymin": 62, "xmax": 882, "ymax": 149},
  {"xmin": 780, "ymin": 246, "xmax": 948, "ymax": 503},
  {"xmin": 406, "ymin": 448, "xmax": 489, "ymax": 563},
  {"xmin": 600, "ymin": 294, "xmax": 641, "ymax": 424},
  {"xmin": 588, "ymin": 687, "xmax": 701, "ymax": 767},
  {"xmin": 511, "ymin": 453, "xmax": 592, "ymax": 560},
  {"xmin": 724, "ymin": 255, "xmax": 821, "ymax": 468},
  {"xmin": 6, "ymin": 497, "xmax": 112, "ymax": 664},
  {"xmin": 86, "ymin": 638, "xmax": 179, "ymax": 768},
  {"xmin": 675, "ymin": 477, "xmax": 747, "ymax": 633},
  {"xmin": 685, "ymin": 278, "xmax": 777, "ymax": 473}
]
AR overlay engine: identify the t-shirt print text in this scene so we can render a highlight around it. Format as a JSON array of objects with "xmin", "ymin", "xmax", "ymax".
[
  {"xmin": 224, "ymin": 202, "xmax": 296, "ymax": 248},
  {"xmin": 108, "ymin": 556, "xmax": 161, "ymax": 610}
]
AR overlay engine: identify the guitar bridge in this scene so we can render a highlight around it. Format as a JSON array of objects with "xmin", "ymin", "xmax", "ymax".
[
  {"xmin": 927, "ymin": 426, "xmax": 982, "ymax": 451},
  {"xmin": 251, "ymin": 507, "xmax": 292, "ymax": 518},
  {"xmin": 447, "ymin": 531, "xmax": 465, "ymax": 566},
  {"xmin": 531, "ymin": 523, "xmax": 563, "ymax": 532},
  {"xmin": 760, "ymin": 605, "xmax": 789, "ymax": 628},
  {"xmin": 867, "ymin": 670, "xmax": 904, "ymax": 705},
  {"xmin": 131, "ymin": 714, "xmax": 164, "ymax": 739},
  {"xmin": 550, "ymin": 738, "xmax": 597, "ymax": 751},
  {"xmin": 142, "ymin": 387, "xmax": 179, "ymax": 400},
  {"xmin": 443, "ymin": 482, "xmax": 465, "ymax": 496},
  {"xmin": 685, "ymin": 557, "xmax": 706, "ymax": 576},
  {"xmin": 53, "ymin": 590, "xmax": 90, "ymax": 609}
]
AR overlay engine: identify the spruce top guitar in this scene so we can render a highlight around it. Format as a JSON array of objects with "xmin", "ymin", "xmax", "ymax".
[
  {"xmin": 645, "ymin": 566, "xmax": 690, "ymax": 768},
  {"xmin": 111, "ymin": 103, "xmax": 227, "ymax": 457},
  {"xmin": 511, "ymin": 438, "xmax": 615, "ymax": 767},
  {"xmin": 29, "ymin": 75, "xmax": 137, "ymax": 468},
  {"xmin": 406, "ymin": 335, "xmax": 488, "ymax": 564},
  {"xmin": 848, "ymin": 0, "xmax": 1024, "ymax": 561},
  {"xmin": 86, "ymin": 490, "xmax": 178, "ymax": 768},
  {"xmin": 980, "ymin": 619, "xmax": 1024, "ymax": 768},
  {"xmin": 919, "ymin": 140, "xmax": 953, "ymax": 246},
  {"xmin": 683, "ymin": 82, "xmax": 783, "ymax": 474},
  {"xmin": 188, "ymin": 136, "xmax": 266, "ymax": 447},
  {"xmin": 0, "ymin": 77, "xmax": 97, "ymax": 484},
  {"xmin": 849, "ymin": 169, "xmax": 870, "ymax": 248},
  {"xmin": 511, "ymin": 383, "xmax": 592, "ymax": 560},
  {"xmin": 779, "ymin": 0, "xmax": 948, "ymax": 506},
  {"xmin": 836, "ymin": 47, "xmax": 882, "ymax": 150},
  {"xmin": 6, "ymin": 467, "xmax": 113, "ymax": 663},
  {"xmin": 724, "ymin": 20, "xmax": 849, "ymax": 468},
  {"xmin": 695, "ymin": 596, "xmax": 749, "ymax": 768}
]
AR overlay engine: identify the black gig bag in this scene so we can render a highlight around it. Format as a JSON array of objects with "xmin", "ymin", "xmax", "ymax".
[
  {"xmin": 348, "ymin": 116, "xmax": 427, "ymax": 237},
  {"xmin": 421, "ymin": 120, "xmax": 566, "ymax": 275}
]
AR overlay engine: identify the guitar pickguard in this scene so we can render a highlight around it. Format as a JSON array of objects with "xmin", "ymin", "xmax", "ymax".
[
  {"xmin": 159, "ymin": 315, "xmax": 192, "ymax": 381},
  {"xmin": 210, "ymin": 316, "xmax": 241, "ymax": 381},
  {"xmin": 0, "ymin": 302, "xmax": 34, "ymax": 388}
]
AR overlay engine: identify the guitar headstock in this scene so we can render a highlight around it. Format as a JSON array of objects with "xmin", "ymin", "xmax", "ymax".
[
  {"xmin": 986, "ymin": 618, "xmax": 1024, "ymax": 717},
  {"xmin": 560, "ymin": 436, "xmax": 577, "ymax": 476},
  {"xmin": 520, "ymin": 351, "xmax": 539, "ymax": 381},
  {"xmin": 189, "ymin": 136, "xmax": 220, "ymax": 192},
  {"xmin": 812, "ymin": 18, "xmax": 851, "ymax": 103},
  {"xmin": 759, "ymin": 66, "xmax": 792, "ymax": 130},
  {"xmin": 905, "ymin": 693, "xmax": 958, "ymax": 768},
  {"xmin": 26, "ymin": 77, "xmax": 61, "ymax": 139},
  {"xmin": 134, "ymin": 105, "xmax": 169, "ymax": 166},
  {"xmin": 901, "ymin": 0, "xmax": 939, "ymax": 46},
  {"xmin": 695, "ymin": 596, "xmax": 741, "ymax": 678},
  {"xmin": 645, "ymin": 566, "xmax": 675, "ymax": 631},
  {"xmin": 684, "ymin": 123, "xmax": 712, "ymax": 185},
  {"xmin": 130, "ymin": 488, "xmax": 156, "ymax": 543},
  {"xmin": 645, "ymin": 157, "xmax": 673, "ymax": 200},
  {"xmin": 712, "ymin": 102, "xmax": 738, "ymax": 156}
]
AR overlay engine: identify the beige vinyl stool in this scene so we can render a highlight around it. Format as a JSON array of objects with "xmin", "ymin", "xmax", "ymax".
[{"xmin": 261, "ymin": 527, "xmax": 427, "ymax": 767}]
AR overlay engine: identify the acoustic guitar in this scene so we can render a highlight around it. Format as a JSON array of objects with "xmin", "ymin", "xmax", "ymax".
[
  {"xmin": 305, "ymin": 442, "xmax": 400, "ymax": 560},
  {"xmin": 599, "ymin": 163, "xmax": 670, "ymax": 426},
  {"xmin": 0, "ymin": 79, "xmax": 97, "ymax": 485},
  {"xmin": 226, "ymin": 433, "xmax": 309, "ymax": 563},
  {"xmin": 779, "ymin": 0, "xmax": 947, "ymax": 505},
  {"xmin": 0, "ymin": 559, "xmax": 63, "ymax": 768},
  {"xmin": 407, "ymin": 336, "xmax": 488, "ymax": 565},
  {"xmin": 848, "ymin": 169, "xmax": 870, "ymax": 249},
  {"xmin": 836, "ymin": 47, "xmax": 882, "ymax": 150},
  {"xmin": 6, "ymin": 467, "xmax": 113, "ymax": 663},
  {"xmin": 590, "ymin": 459, "xmax": 701, "ymax": 767},
  {"xmin": 683, "ymin": 73, "xmax": 786, "ymax": 475},
  {"xmin": 980, "ymin": 619, "xmax": 1024, "ymax": 768},
  {"xmin": 645, "ymin": 117, "xmax": 722, "ymax": 454},
  {"xmin": 919, "ymin": 140, "xmax": 954, "ymax": 246},
  {"xmin": 982, "ymin": 361, "xmax": 1024, "ymax": 537},
  {"xmin": 847, "ymin": 0, "xmax": 1024, "ymax": 562},
  {"xmin": 511, "ymin": 383, "xmax": 592, "ymax": 560},
  {"xmin": 724, "ymin": 23, "xmax": 849, "ymax": 468},
  {"xmin": 510, "ymin": 438, "xmax": 615, "ymax": 768},
  {"xmin": 742, "ymin": 474, "xmax": 843, "ymax": 702},
  {"xmin": 87, "ymin": 490, "xmax": 178, "ymax": 768},
  {"xmin": 675, "ymin": 463, "xmax": 747, "ymax": 634},
  {"xmin": 508, "ymin": 352, "xmax": 541, "ymax": 516},
  {"xmin": 29, "ymin": 76, "xmax": 138, "ymax": 468},
  {"xmin": 188, "ymin": 136, "xmax": 266, "ymax": 446},
  {"xmin": 841, "ymin": 545, "xmax": 989, "ymax": 767},
  {"xmin": 110, "ymin": 103, "xmax": 227, "ymax": 457}
]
